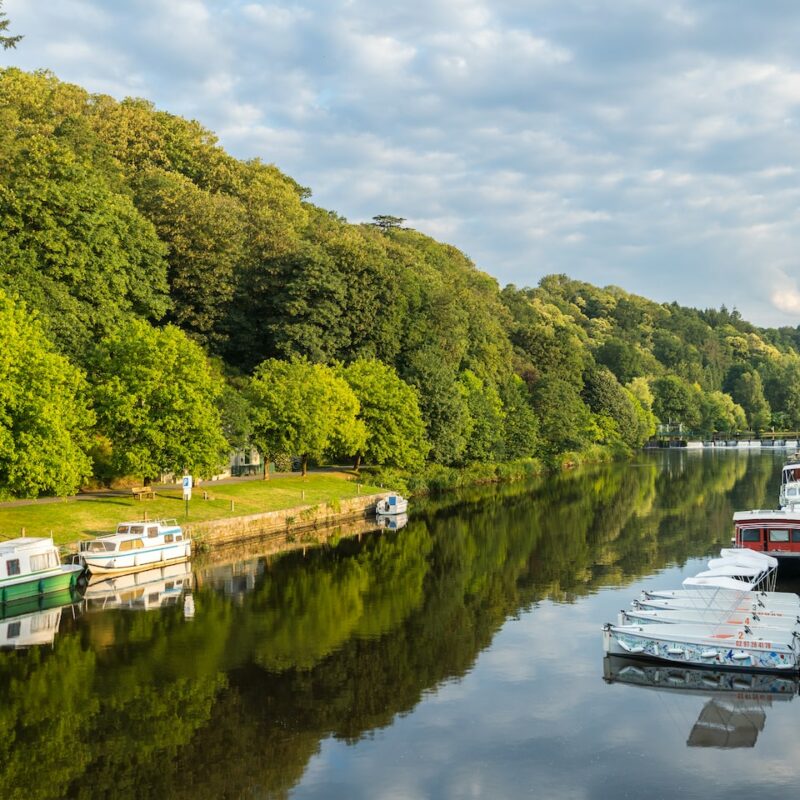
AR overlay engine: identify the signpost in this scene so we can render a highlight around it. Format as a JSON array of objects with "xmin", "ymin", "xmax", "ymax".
[{"xmin": 183, "ymin": 475, "xmax": 193, "ymax": 517}]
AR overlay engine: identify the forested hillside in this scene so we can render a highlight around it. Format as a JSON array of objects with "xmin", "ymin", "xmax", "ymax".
[{"xmin": 1, "ymin": 68, "xmax": 799, "ymax": 497}]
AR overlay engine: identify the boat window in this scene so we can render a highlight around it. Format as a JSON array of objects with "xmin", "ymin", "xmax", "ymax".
[
  {"xmin": 789, "ymin": 487, "xmax": 799, "ymax": 497},
  {"xmin": 134, "ymin": 540, "xmax": 144, "ymax": 549},
  {"xmin": 6, "ymin": 559, "xmax": 20, "ymax": 576},
  {"xmin": 30, "ymin": 554, "xmax": 49, "ymax": 572},
  {"xmin": 116, "ymin": 525, "xmax": 129, "ymax": 534},
  {"xmin": 130, "ymin": 525, "xmax": 144, "ymax": 536},
  {"xmin": 148, "ymin": 593, "xmax": 160, "ymax": 604},
  {"xmin": 6, "ymin": 622, "xmax": 20, "ymax": 639},
  {"xmin": 147, "ymin": 526, "xmax": 159, "ymax": 538},
  {"xmin": 87, "ymin": 541, "xmax": 116, "ymax": 552},
  {"xmin": 740, "ymin": 529, "xmax": 761, "ymax": 542},
  {"xmin": 769, "ymin": 529, "xmax": 790, "ymax": 543},
  {"xmin": 165, "ymin": 581, "xmax": 174, "ymax": 590},
  {"xmin": 119, "ymin": 540, "xmax": 134, "ymax": 552},
  {"xmin": 792, "ymin": 530, "xmax": 800, "ymax": 543},
  {"xmin": 164, "ymin": 534, "xmax": 174, "ymax": 543},
  {"xmin": 175, "ymin": 535, "xmax": 182, "ymax": 541}
]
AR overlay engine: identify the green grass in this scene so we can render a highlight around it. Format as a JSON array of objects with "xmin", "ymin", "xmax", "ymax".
[{"xmin": 0, "ymin": 473, "xmax": 383, "ymax": 546}]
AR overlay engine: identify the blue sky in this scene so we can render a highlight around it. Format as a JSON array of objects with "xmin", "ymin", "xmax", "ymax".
[{"xmin": 3, "ymin": 0, "xmax": 800, "ymax": 326}]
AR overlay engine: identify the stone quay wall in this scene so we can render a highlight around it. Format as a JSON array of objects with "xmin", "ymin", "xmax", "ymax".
[{"xmin": 183, "ymin": 492, "xmax": 389, "ymax": 550}]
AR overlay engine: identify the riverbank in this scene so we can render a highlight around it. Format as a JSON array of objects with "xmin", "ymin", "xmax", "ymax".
[{"xmin": 0, "ymin": 472, "xmax": 383, "ymax": 546}]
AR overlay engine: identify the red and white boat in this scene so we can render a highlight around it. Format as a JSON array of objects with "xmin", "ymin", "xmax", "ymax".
[{"xmin": 731, "ymin": 459, "xmax": 800, "ymax": 575}]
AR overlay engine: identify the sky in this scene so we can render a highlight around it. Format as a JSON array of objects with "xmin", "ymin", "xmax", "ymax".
[{"xmin": 3, "ymin": 1, "xmax": 800, "ymax": 327}]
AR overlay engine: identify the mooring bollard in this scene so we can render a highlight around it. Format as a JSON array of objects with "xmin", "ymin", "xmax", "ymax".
[
  {"xmin": 20, "ymin": 527, "xmax": 25, "ymax": 536},
  {"xmin": 230, "ymin": 499, "xmax": 235, "ymax": 512},
  {"xmin": 301, "ymin": 490, "xmax": 305, "ymax": 501},
  {"xmin": 357, "ymin": 483, "xmax": 361, "ymax": 494}
]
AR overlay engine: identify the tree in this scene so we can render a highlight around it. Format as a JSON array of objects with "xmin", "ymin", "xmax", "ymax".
[
  {"xmin": 533, "ymin": 377, "xmax": 597, "ymax": 457},
  {"xmin": 132, "ymin": 168, "xmax": 247, "ymax": 347},
  {"xmin": 0, "ymin": 291, "xmax": 93, "ymax": 497},
  {"xmin": 89, "ymin": 320, "xmax": 228, "ymax": 481},
  {"xmin": 582, "ymin": 365, "xmax": 640, "ymax": 449},
  {"xmin": 459, "ymin": 370, "xmax": 505, "ymax": 462},
  {"xmin": 0, "ymin": 134, "xmax": 170, "ymax": 358},
  {"xmin": 649, "ymin": 375, "xmax": 702, "ymax": 429},
  {"xmin": 340, "ymin": 359, "xmax": 429, "ymax": 471},
  {"xmin": 0, "ymin": 1, "xmax": 21, "ymax": 50},
  {"xmin": 729, "ymin": 370, "xmax": 771, "ymax": 432},
  {"xmin": 248, "ymin": 358, "xmax": 366, "ymax": 476},
  {"xmin": 500, "ymin": 376, "xmax": 539, "ymax": 459},
  {"xmin": 370, "ymin": 215, "xmax": 405, "ymax": 230}
]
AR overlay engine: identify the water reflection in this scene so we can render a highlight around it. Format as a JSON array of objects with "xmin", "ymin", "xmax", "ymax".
[
  {"xmin": 82, "ymin": 562, "xmax": 194, "ymax": 612},
  {"xmin": 604, "ymin": 655, "xmax": 797, "ymax": 748},
  {"xmin": 0, "ymin": 450, "xmax": 795, "ymax": 799},
  {"xmin": 0, "ymin": 590, "xmax": 80, "ymax": 650}
]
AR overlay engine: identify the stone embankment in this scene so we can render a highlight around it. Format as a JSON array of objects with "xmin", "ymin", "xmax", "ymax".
[{"xmin": 184, "ymin": 492, "xmax": 389, "ymax": 551}]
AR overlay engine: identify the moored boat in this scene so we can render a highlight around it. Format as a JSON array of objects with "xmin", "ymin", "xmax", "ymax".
[
  {"xmin": 603, "ymin": 621, "xmax": 798, "ymax": 671},
  {"xmin": 0, "ymin": 537, "xmax": 84, "ymax": 603},
  {"xmin": 376, "ymin": 494, "xmax": 408, "ymax": 516},
  {"xmin": 77, "ymin": 519, "xmax": 190, "ymax": 575}
]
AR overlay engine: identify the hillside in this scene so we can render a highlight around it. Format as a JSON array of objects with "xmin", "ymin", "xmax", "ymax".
[{"xmin": 1, "ymin": 68, "xmax": 798, "ymax": 497}]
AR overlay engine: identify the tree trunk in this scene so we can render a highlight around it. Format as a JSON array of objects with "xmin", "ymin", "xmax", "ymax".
[
  {"xmin": 302, "ymin": 454, "xmax": 308, "ymax": 477},
  {"xmin": 353, "ymin": 452, "xmax": 362, "ymax": 472},
  {"xmin": 263, "ymin": 456, "xmax": 270, "ymax": 480}
]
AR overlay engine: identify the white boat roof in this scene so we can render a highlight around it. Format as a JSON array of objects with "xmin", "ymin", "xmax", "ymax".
[
  {"xmin": 682, "ymin": 576, "xmax": 756, "ymax": 592},
  {"xmin": 708, "ymin": 556, "xmax": 773, "ymax": 571},
  {"xmin": 695, "ymin": 566, "xmax": 764, "ymax": 579},
  {"xmin": 719, "ymin": 549, "xmax": 778, "ymax": 567},
  {"xmin": 783, "ymin": 463, "xmax": 800, "ymax": 472},
  {"xmin": 0, "ymin": 537, "xmax": 53, "ymax": 553},
  {"xmin": 733, "ymin": 509, "xmax": 800, "ymax": 521}
]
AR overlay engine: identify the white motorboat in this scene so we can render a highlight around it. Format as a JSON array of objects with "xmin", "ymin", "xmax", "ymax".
[
  {"xmin": 376, "ymin": 494, "xmax": 408, "ymax": 516},
  {"xmin": 77, "ymin": 519, "xmax": 190, "ymax": 575},
  {"xmin": 603, "ymin": 620, "xmax": 798, "ymax": 670}
]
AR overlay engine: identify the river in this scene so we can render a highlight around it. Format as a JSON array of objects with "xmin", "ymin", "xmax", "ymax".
[{"xmin": 1, "ymin": 450, "xmax": 797, "ymax": 799}]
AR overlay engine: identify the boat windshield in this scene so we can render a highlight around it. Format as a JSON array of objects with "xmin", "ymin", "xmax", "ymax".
[
  {"xmin": 116, "ymin": 525, "xmax": 129, "ymax": 534},
  {"xmin": 86, "ymin": 541, "xmax": 117, "ymax": 553}
]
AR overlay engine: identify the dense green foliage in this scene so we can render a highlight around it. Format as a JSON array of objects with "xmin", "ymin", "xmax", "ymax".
[{"xmin": 2, "ymin": 66, "xmax": 800, "ymax": 496}]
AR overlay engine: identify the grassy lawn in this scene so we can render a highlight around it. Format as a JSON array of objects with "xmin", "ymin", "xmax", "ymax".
[{"xmin": 0, "ymin": 473, "xmax": 383, "ymax": 546}]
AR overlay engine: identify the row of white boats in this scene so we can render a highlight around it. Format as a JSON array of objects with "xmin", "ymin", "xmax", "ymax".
[{"xmin": 603, "ymin": 548, "xmax": 800, "ymax": 672}]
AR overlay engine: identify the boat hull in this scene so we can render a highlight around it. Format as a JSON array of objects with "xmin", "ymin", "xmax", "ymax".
[
  {"xmin": 83, "ymin": 544, "xmax": 191, "ymax": 575},
  {"xmin": 0, "ymin": 565, "xmax": 83, "ymax": 604},
  {"xmin": 603, "ymin": 624, "xmax": 798, "ymax": 672}
]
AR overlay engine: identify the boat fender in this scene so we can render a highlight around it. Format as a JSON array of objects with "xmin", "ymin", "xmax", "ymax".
[{"xmin": 700, "ymin": 650, "xmax": 717, "ymax": 659}]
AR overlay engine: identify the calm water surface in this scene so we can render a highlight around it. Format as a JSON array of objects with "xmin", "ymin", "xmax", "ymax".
[{"xmin": 2, "ymin": 451, "xmax": 798, "ymax": 799}]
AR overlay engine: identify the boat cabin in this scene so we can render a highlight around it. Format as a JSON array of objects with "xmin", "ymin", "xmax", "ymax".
[
  {"xmin": 733, "ymin": 509, "xmax": 800, "ymax": 558},
  {"xmin": 80, "ymin": 520, "xmax": 184, "ymax": 554},
  {"xmin": 0, "ymin": 538, "xmax": 61, "ymax": 581},
  {"xmin": 780, "ymin": 460, "xmax": 800, "ymax": 509}
]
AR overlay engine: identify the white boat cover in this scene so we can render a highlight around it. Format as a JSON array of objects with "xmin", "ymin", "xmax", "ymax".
[
  {"xmin": 719, "ymin": 549, "xmax": 778, "ymax": 568},
  {"xmin": 695, "ymin": 566, "xmax": 765, "ymax": 579},
  {"xmin": 682, "ymin": 576, "xmax": 757, "ymax": 592}
]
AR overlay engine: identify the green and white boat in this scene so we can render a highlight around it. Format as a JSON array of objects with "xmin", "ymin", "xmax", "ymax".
[{"xmin": 0, "ymin": 537, "xmax": 84, "ymax": 604}]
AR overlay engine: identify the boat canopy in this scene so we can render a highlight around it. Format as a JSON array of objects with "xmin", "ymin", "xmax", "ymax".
[
  {"xmin": 719, "ymin": 548, "xmax": 778, "ymax": 568},
  {"xmin": 682, "ymin": 576, "xmax": 756, "ymax": 592},
  {"xmin": 695, "ymin": 565, "xmax": 764, "ymax": 579}
]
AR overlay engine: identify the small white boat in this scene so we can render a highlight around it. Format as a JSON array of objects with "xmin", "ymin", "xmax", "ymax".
[
  {"xmin": 376, "ymin": 494, "xmax": 408, "ymax": 516},
  {"xmin": 603, "ymin": 621, "xmax": 798, "ymax": 670},
  {"xmin": 621, "ymin": 607, "xmax": 800, "ymax": 632},
  {"xmin": 77, "ymin": 519, "xmax": 190, "ymax": 575}
]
